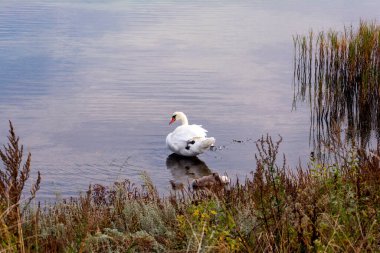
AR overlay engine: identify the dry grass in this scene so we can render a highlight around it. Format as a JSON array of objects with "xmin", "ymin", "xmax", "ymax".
[{"xmin": 0, "ymin": 121, "xmax": 41, "ymax": 253}]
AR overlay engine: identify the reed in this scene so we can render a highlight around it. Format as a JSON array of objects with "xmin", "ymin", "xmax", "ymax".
[{"xmin": 293, "ymin": 21, "xmax": 380, "ymax": 156}]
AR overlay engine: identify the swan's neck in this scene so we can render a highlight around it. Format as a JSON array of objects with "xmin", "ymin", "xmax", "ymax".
[{"xmin": 179, "ymin": 113, "xmax": 188, "ymax": 125}]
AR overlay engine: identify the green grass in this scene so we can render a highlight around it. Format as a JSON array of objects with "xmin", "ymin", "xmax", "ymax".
[{"xmin": 1, "ymin": 124, "xmax": 380, "ymax": 252}]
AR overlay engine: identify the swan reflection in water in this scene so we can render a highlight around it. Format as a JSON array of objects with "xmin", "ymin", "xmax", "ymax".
[{"xmin": 166, "ymin": 153, "xmax": 211, "ymax": 190}]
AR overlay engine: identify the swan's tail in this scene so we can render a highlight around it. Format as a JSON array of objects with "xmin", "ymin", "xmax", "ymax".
[{"xmin": 200, "ymin": 137, "xmax": 215, "ymax": 150}]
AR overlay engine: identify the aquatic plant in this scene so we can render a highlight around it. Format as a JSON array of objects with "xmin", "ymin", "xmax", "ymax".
[{"xmin": 293, "ymin": 20, "xmax": 380, "ymax": 157}]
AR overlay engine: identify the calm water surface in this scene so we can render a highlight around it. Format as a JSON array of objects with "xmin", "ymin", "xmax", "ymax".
[{"xmin": 1, "ymin": 1, "xmax": 379, "ymax": 199}]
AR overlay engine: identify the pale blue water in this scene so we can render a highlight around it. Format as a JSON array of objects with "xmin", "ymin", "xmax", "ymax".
[{"xmin": 0, "ymin": 1, "xmax": 379, "ymax": 199}]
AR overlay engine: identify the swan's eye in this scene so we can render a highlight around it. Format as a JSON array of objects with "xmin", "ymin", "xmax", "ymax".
[{"xmin": 172, "ymin": 115, "xmax": 176, "ymax": 119}]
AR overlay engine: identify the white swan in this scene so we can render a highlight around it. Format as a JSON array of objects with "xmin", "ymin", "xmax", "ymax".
[{"xmin": 166, "ymin": 112, "xmax": 215, "ymax": 157}]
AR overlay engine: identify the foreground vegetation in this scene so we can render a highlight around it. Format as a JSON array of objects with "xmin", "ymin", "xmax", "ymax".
[{"xmin": 1, "ymin": 122, "xmax": 380, "ymax": 252}]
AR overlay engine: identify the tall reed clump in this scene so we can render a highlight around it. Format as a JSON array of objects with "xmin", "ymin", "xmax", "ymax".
[
  {"xmin": 293, "ymin": 20, "xmax": 380, "ymax": 155},
  {"xmin": 0, "ymin": 121, "xmax": 41, "ymax": 252}
]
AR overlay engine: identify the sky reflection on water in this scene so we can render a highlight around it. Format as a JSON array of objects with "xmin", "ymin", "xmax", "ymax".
[{"xmin": 0, "ymin": 1, "xmax": 379, "ymax": 199}]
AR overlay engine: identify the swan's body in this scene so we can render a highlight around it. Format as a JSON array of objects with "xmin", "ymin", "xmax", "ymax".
[{"xmin": 166, "ymin": 112, "xmax": 215, "ymax": 157}]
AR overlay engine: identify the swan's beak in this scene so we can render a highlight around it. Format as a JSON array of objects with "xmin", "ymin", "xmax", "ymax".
[{"xmin": 169, "ymin": 117, "xmax": 176, "ymax": 125}]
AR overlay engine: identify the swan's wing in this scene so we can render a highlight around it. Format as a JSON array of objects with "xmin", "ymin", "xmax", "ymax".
[
  {"xmin": 173, "ymin": 125, "xmax": 208, "ymax": 141},
  {"xmin": 167, "ymin": 125, "xmax": 211, "ymax": 156},
  {"xmin": 167, "ymin": 126, "xmax": 204, "ymax": 148}
]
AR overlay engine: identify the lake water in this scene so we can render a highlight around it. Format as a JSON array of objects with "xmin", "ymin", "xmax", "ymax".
[{"xmin": 1, "ymin": 1, "xmax": 379, "ymax": 200}]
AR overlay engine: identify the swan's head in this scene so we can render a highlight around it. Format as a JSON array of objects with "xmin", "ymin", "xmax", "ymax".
[{"xmin": 169, "ymin": 112, "xmax": 188, "ymax": 125}]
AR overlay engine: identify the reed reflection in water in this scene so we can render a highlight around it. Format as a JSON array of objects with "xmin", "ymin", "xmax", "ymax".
[{"xmin": 293, "ymin": 21, "xmax": 380, "ymax": 159}]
